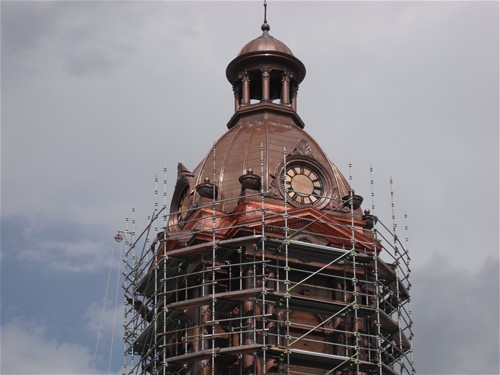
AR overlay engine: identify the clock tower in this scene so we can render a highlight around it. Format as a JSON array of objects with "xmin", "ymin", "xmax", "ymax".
[{"xmin": 123, "ymin": 13, "xmax": 414, "ymax": 375}]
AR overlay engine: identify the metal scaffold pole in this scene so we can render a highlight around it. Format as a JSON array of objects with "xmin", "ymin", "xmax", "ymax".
[
  {"xmin": 153, "ymin": 219, "xmax": 158, "ymax": 375},
  {"xmin": 349, "ymin": 164, "xmax": 361, "ymax": 374},
  {"xmin": 370, "ymin": 166, "xmax": 384, "ymax": 375},
  {"xmin": 404, "ymin": 212, "xmax": 415, "ymax": 375},
  {"xmin": 390, "ymin": 178, "xmax": 404, "ymax": 374},
  {"xmin": 122, "ymin": 215, "xmax": 129, "ymax": 375},
  {"xmin": 260, "ymin": 143, "xmax": 267, "ymax": 373},
  {"xmin": 120, "ymin": 161, "xmax": 414, "ymax": 375},
  {"xmin": 211, "ymin": 143, "xmax": 217, "ymax": 375},
  {"xmin": 162, "ymin": 167, "xmax": 168, "ymax": 375},
  {"xmin": 283, "ymin": 147, "xmax": 290, "ymax": 374},
  {"xmin": 131, "ymin": 209, "xmax": 137, "ymax": 373}
]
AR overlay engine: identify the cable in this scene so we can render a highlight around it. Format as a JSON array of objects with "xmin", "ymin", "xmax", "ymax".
[
  {"xmin": 108, "ymin": 242, "xmax": 123, "ymax": 373},
  {"xmin": 92, "ymin": 239, "xmax": 116, "ymax": 372}
]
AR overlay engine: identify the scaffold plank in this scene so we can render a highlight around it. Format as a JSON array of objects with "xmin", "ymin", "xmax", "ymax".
[
  {"xmin": 170, "ymin": 234, "xmax": 263, "ymax": 258},
  {"xmin": 167, "ymin": 287, "xmax": 271, "ymax": 311},
  {"xmin": 266, "ymin": 238, "xmax": 372, "ymax": 264},
  {"xmin": 267, "ymin": 347, "xmax": 378, "ymax": 372},
  {"xmin": 166, "ymin": 343, "xmax": 264, "ymax": 365},
  {"xmin": 266, "ymin": 291, "xmax": 375, "ymax": 316}
]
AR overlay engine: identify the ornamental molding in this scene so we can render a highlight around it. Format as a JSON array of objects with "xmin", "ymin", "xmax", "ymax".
[
  {"xmin": 290, "ymin": 138, "xmax": 313, "ymax": 158},
  {"xmin": 177, "ymin": 163, "xmax": 194, "ymax": 180}
]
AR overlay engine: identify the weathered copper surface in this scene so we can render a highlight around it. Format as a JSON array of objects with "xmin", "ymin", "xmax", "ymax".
[
  {"xmin": 195, "ymin": 177, "xmax": 218, "ymax": 199},
  {"xmin": 226, "ymin": 24, "xmax": 306, "ymax": 85},
  {"xmin": 238, "ymin": 23, "xmax": 294, "ymax": 56},
  {"xmin": 191, "ymin": 111, "xmax": 352, "ymax": 213},
  {"xmin": 238, "ymin": 169, "xmax": 261, "ymax": 190},
  {"xmin": 127, "ymin": 15, "xmax": 413, "ymax": 375}
]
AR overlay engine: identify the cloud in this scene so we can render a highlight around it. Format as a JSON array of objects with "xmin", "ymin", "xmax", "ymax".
[
  {"xmin": 84, "ymin": 300, "xmax": 124, "ymax": 373},
  {"xmin": 1, "ymin": 2, "xmax": 57, "ymax": 57},
  {"xmin": 1, "ymin": 1, "xmax": 132, "ymax": 79},
  {"xmin": 1, "ymin": 2, "xmax": 498, "ymax": 375},
  {"xmin": 85, "ymin": 300, "xmax": 124, "ymax": 337},
  {"xmin": 0, "ymin": 321, "xmax": 95, "ymax": 374},
  {"xmin": 1, "ymin": 2, "xmax": 215, "ymax": 224},
  {"xmin": 2, "ymin": 215, "xmax": 122, "ymax": 273},
  {"xmin": 18, "ymin": 237, "xmax": 112, "ymax": 273},
  {"xmin": 412, "ymin": 255, "xmax": 500, "ymax": 374}
]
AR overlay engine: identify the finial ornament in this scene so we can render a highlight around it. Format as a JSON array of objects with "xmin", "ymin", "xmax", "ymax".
[
  {"xmin": 264, "ymin": 0, "xmax": 267, "ymax": 24},
  {"xmin": 261, "ymin": 0, "xmax": 270, "ymax": 33}
]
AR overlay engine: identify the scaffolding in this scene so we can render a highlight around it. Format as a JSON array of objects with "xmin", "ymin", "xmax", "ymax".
[{"xmin": 121, "ymin": 166, "xmax": 414, "ymax": 375}]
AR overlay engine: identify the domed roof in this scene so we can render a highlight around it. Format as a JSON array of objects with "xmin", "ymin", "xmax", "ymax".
[
  {"xmin": 185, "ymin": 22, "xmax": 347, "ymax": 215},
  {"xmin": 238, "ymin": 23, "xmax": 295, "ymax": 56},
  {"xmin": 192, "ymin": 112, "xmax": 351, "ymax": 213},
  {"xmin": 226, "ymin": 23, "xmax": 306, "ymax": 85}
]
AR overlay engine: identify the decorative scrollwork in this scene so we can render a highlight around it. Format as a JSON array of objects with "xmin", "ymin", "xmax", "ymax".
[{"xmin": 290, "ymin": 138, "xmax": 313, "ymax": 158}]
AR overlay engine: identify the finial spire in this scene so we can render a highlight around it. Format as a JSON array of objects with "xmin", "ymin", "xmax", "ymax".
[
  {"xmin": 264, "ymin": 0, "xmax": 267, "ymax": 24},
  {"xmin": 261, "ymin": 0, "xmax": 270, "ymax": 33}
]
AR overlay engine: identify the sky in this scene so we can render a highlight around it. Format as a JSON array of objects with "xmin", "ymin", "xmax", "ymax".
[{"xmin": 1, "ymin": 1, "xmax": 499, "ymax": 374}]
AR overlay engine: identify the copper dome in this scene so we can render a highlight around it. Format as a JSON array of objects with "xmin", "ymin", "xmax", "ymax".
[
  {"xmin": 192, "ymin": 110, "xmax": 351, "ymax": 213},
  {"xmin": 238, "ymin": 23, "xmax": 295, "ymax": 56},
  {"xmin": 226, "ymin": 24, "xmax": 306, "ymax": 85}
]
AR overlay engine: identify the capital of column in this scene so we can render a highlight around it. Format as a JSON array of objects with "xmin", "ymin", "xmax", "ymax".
[
  {"xmin": 261, "ymin": 66, "xmax": 272, "ymax": 76},
  {"xmin": 281, "ymin": 70, "xmax": 293, "ymax": 83}
]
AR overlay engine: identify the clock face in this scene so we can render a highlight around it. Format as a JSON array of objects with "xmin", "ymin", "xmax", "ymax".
[{"xmin": 285, "ymin": 164, "xmax": 324, "ymax": 205}]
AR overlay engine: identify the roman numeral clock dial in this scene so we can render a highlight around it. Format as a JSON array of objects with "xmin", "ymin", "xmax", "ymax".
[{"xmin": 284, "ymin": 163, "xmax": 324, "ymax": 205}]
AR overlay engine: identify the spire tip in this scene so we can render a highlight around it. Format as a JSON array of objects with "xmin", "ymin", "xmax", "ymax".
[
  {"xmin": 263, "ymin": 0, "xmax": 267, "ymax": 24},
  {"xmin": 261, "ymin": 0, "xmax": 270, "ymax": 33}
]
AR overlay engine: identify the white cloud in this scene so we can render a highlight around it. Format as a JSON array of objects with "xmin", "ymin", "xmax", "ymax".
[
  {"xmin": 2, "ymin": 214, "xmax": 122, "ymax": 273},
  {"xmin": 84, "ymin": 300, "xmax": 124, "ymax": 373},
  {"xmin": 85, "ymin": 300, "xmax": 124, "ymax": 337},
  {"xmin": 0, "ymin": 321, "xmax": 94, "ymax": 374},
  {"xmin": 17, "ymin": 237, "xmax": 114, "ymax": 273}
]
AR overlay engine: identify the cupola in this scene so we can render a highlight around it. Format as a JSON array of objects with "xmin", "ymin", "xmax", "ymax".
[
  {"xmin": 169, "ymin": 16, "xmax": 352, "ymax": 217},
  {"xmin": 225, "ymin": 21, "xmax": 306, "ymax": 128}
]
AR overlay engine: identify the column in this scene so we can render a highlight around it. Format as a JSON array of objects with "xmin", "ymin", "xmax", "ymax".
[
  {"xmin": 291, "ymin": 84, "xmax": 298, "ymax": 111},
  {"xmin": 240, "ymin": 70, "xmax": 250, "ymax": 105},
  {"xmin": 261, "ymin": 67, "xmax": 271, "ymax": 102},
  {"xmin": 233, "ymin": 84, "xmax": 240, "ymax": 112},
  {"xmin": 280, "ymin": 71, "xmax": 291, "ymax": 105}
]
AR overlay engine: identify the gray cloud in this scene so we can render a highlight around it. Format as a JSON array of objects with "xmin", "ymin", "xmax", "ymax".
[
  {"xmin": 1, "ymin": 1, "xmax": 498, "ymax": 374},
  {"xmin": 1, "ymin": 2, "xmax": 56, "ymax": 56},
  {"xmin": 413, "ymin": 255, "xmax": 500, "ymax": 374}
]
